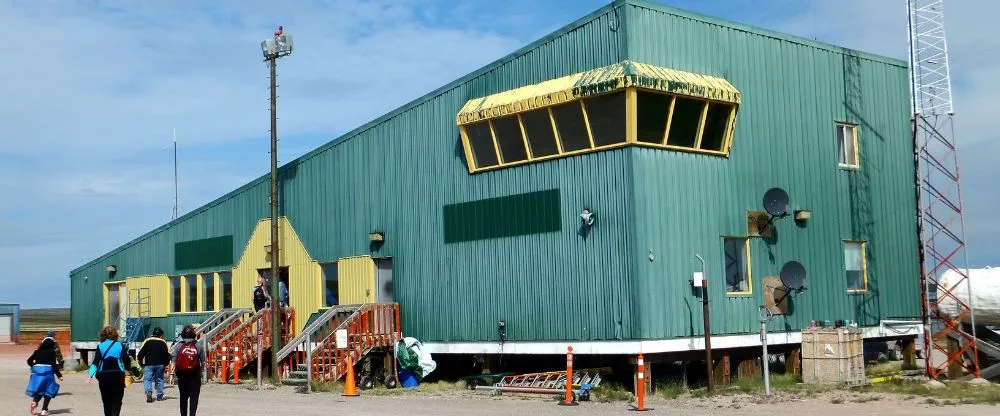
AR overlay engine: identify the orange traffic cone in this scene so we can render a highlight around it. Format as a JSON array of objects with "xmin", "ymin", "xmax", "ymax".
[{"xmin": 342, "ymin": 355, "xmax": 359, "ymax": 397}]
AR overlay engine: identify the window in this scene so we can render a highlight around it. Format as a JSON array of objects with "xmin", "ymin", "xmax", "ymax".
[
  {"xmin": 521, "ymin": 109, "xmax": 559, "ymax": 157},
  {"xmin": 723, "ymin": 238, "xmax": 751, "ymax": 294},
  {"xmin": 492, "ymin": 115, "xmax": 528, "ymax": 163},
  {"xmin": 699, "ymin": 103, "xmax": 733, "ymax": 151},
  {"xmin": 202, "ymin": 274, "xmax": 216, "ymax": 312},
  {"xmin": 583, "ymin": 92, "xmax": 626, "ymax": 147},
  {"xmin": 219, "ymin": 271, "xmax": 233, "ymax": 309},
  {"xmin": 636, "ymin": 91, "xmax": 672, "ymax": 143},
  {"xmin": 464, "ymin": 121, "xmax": 498, "ymax": 168},
  {"xmin": 322, "ymin": 263, "xmax": 339, "ymax": 307},
  {"xmin": 666, "ymin": 97, "xmax": 703, "ymax": 148},
  {"xmin": 170, "ymin": 276, "xmax": 181, "ymax": 313},
  {"xmin": 837, "ymin": 123, "xmax": 859, "ymax": 168},
  {"xmin": 552, "ymin": 101, "xmax": 592, "ymax": 152},
  {"xmin": 844, "ymin": 241, "xmax": 867, "ymax": 292},
  {"xmin": 186, "ymin": 275, "xmax": 198, "ymax": 312}
]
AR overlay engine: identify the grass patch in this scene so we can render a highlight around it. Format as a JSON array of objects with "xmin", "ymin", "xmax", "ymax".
[
  {"xmin": 727, "ymin": 373, "xmax": 801, "ymax": 394},
  {"xmin": 657, "ymin": 381, "xmax": 687, "ymax": 399},
  {"xmin": 830, "ymin": 397, "xmax": 844, "ymax": 404},
  {"xmin": 590, "ymin": 383, "xmax": 634, "ymax": 403},
  {"xmin": 850, "ymin": 395, "xmax": 881, "ymax": 403},
  {"xmin": 870, "ymin": 380, "xmax": 1000, "ymax": 405},
  {"xmin": 73, "ymin": 362, "xmax": 90, "ymax": 373},
  {"xmin": 866, "ymin": 362, "xmax": 902, "ymax": 377}
]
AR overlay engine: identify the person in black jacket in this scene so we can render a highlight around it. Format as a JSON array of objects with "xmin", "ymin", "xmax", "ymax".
[
  {"xmin": 138, "ymin": 327, "xmax": 171, "ymax": 403},
  {"xmin": 26, "ymin": 338, "xmax": 63, "ymax": 415}
]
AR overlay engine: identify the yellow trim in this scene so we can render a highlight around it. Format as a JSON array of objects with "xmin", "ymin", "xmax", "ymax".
[
  {"xmin": 579, "ymin": 101, "xmax": 597, "ymax": 149},
  {"xmin": 470, "ymin": 142, "xmax": 631, "ymax": 173},
  {"xmin": 723, "ymin": 106, "xmax": 738, "ymax": 153},
  {"xmin": 458, "ymin": 125, "xmax": 476, "ymax": 174},
  {"xmin": 722, "ymin": 237, "xmax": 753, "ymax": 296},
  {"xmin": 632, "ymin": 141, "xmax": 730, "ymax": 157},
  {"xmin": 516, "ymin": 114, "xmax": 534, "ymax": 160},
  {"xmin": 456, "ymin": 60, "xmax": 740, "ymax": 125},
  {"xmin": 845, "ymin": 240, "xmax": 869, "ymax": 292},
  {"xmin": 625, "ymin": 88, "xmax": 638, "ymax": 143},
  {"xmin": 103, "ymin": 281, "xmax": 126, "ymax": 326},
  {"xmin": 661, "ymin": 95, "xmax": 676, "ymax": 145},
  {"xmin": 487, "ymin": 120, "xmax": 503, "ymax": 164},
  {"xmin": 547, "ymin": 107, "xmax": 564, "ymax": 153},
  {"xmin": 693, "ymin": 102, "xmax": 710, "ymax": 149},
  {"xmin": 836, "ymin": 122, "xmax": 860, "ymax": 169}
]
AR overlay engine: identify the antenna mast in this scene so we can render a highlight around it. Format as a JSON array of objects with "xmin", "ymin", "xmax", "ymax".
[
  {"xmin": 172, "ymin": 127, "xmax": 179, "ymax": 220},
  {"xmin": 907, "ymin": 0, "xmax": 979, "ymax": 380}
]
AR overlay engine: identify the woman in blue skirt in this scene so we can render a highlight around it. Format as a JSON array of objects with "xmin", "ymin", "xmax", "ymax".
[{"xmin": 26, "ymin": 338, "xmax": 63, "ymax": 415}]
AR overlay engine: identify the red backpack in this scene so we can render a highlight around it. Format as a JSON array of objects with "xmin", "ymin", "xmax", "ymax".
[{"xmin": 175, "ymin": 342, "xmax": 200, "ymax": 372}]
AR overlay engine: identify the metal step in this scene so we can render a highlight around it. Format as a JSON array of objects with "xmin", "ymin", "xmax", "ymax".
[
  {"xmin": 287, "ymin": 371, "xmax": 308, "ymax": 378},
  {"xmin": 281, "ymin": 378, "xmax": 309, "ymax": 386}
]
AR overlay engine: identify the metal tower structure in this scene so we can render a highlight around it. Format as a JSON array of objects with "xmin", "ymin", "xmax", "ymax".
[{"xmin": 907, "ymin": 0, "xmax": 979, "ymax": 379}]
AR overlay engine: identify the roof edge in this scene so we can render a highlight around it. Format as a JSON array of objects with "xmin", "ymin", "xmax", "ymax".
[
  {"xmin": 624, "ymin": 0, "xmax": 908, "ymax": 68},
  {"xmin": 69, "ymin": 2, "xmax": 626, "ymax": 276}
]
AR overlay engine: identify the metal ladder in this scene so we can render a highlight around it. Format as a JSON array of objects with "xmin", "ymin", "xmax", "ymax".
[{"xmin": 476, "ymin": 368, "xmax": 605, "ymax": 400}]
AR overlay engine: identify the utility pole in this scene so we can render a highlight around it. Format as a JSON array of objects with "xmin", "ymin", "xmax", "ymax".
[{"xmin": 261, "ymin": 26, "xmax": 293, "ymax": 382}]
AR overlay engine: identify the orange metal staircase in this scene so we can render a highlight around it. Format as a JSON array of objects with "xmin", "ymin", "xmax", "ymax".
[
  {"xmin": 206, "ymin": 307, "xmax": 295, "ymax": 383},
  {"xmin": 278, "ymin": 303, "xmax": 401, "ymax": 387}
]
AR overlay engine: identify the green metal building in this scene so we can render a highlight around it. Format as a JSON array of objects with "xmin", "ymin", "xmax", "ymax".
[{"xmin": 70, "ymin": 0, "xmax": 922, "ymax": 357}]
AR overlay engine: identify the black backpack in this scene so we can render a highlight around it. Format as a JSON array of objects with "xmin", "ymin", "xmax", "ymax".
[{"xmin": 253, "ymin": 286, "xmax": 267, "ymax": 311}]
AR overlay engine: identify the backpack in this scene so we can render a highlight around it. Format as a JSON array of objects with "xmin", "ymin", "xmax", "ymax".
[
  {"xmin": 175, "ymin": 342, "xmax": 200, "ymax": 372},
  {"xmin": 253, "ymin": 286, "xmax": 267, "ymax": 311}
]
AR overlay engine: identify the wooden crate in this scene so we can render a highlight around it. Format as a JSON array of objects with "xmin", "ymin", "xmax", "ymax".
[{"xmin": 801, "ymin": 328, "xmax": 865, "ymax": 386}]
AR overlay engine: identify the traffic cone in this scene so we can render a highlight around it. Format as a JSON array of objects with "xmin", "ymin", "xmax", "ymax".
[
  {"xmin": 342, "ymin": 355, "xmax": 359, "ymax": 397},
  {"xmin": 233, "ymin": 347, "xmax": 241, "ymax": 384}
]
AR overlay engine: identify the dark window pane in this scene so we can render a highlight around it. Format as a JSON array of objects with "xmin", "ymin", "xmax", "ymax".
[
  {"xmin": 637, "ymin": 91, "xmax": 671, "ymax": 144},
  {"xmin": 186, "ymin": 275, "xmax": 198, "ymax": 312},
  {"xmin": 323, "ymin": 263, "xmax": 339, "ymax": 307},
  {"xmin": 551, "ymin": 102, "xmax": 591, "ymax": 152},
  {"xmin": 522, "ymin": 109, "xmax": 558, "ymax": 157},
  {"xmin": 219, "ymin": 272, "xmax": 232, "ymax": 309},
  {"xmin": 699, "ymin": 103, "xmax": 732, "ymax": 151},
  {"xmin": 492, "ymin": 116, "xmax": 528, "ymax": 163},
  {"xmin": 465, "ymin": 121, "xmax": 498, "ymax": 168},
  {"xmin": 203, "ymin": 274, "xmax": 215, "ymax": 311},
  {"xmin": 666, "ymin": 97, "xmax": 704, "ymax": 148},
  {"xmin": 583, "ymin": 92, "xmax": 626, "ymax": 147},
  {"xmin": 171, "ymin": 276, "xmax": 181, "ymax": 313},
  {"xmin": 723, "ymin": 239, "xmax": 749, "ymax": 293}
]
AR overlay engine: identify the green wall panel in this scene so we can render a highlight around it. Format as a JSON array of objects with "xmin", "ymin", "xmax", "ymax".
[
  {"xmin": 175, "ymin": 236, "xmax": 234, "ymax": 271},
  {"xmin": 443, "ymin": 189, "xmax": 562, "ymax": 243},
  {"xmin": 71, "ymin": 1, "xmax": 920, "ymax": 345}
]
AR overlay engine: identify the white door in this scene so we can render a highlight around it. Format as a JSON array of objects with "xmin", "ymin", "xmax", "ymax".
[{"xmin": 0, "ymin": 315, "xmax": 12, "ymax": 343}]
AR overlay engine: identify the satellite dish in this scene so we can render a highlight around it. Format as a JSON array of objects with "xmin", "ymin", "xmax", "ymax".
[
  {"xmin": 763, "ymin": 188, "xmax": 790, "ymax": 217},
  {"xmin": 779, "ymin": 261, "xmax": 807, "ymax": 291}
]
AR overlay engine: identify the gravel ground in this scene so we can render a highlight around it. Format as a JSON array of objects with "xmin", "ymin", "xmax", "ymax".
[{"xmin": 0, "ymin": 345, "xmax": 993, "ymax": 415}]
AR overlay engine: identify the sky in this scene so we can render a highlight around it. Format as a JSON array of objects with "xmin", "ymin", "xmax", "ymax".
[{"xmin": 1, "ymin": 0, "xmax": 997, "ymax": 308}]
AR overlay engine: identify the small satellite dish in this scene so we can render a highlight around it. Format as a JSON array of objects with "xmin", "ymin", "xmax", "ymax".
[
  {"xmin": 779, "ymin": 261, "xmax": 807, "ymax": 291},
  {"xmin": 580, "ymin": 208, "xmax": 596, "ymax": 227},
  {"xmin": 763, "ymin": 188, "xmax": 790, "ymax": 217}
]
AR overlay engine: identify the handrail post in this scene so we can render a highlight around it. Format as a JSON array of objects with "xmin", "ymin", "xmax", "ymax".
[{"xmin": 306, "ymin": 331, "xmax": 312, "ymax": 394}]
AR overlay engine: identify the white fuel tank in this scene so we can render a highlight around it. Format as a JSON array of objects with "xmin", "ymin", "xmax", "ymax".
[{"xmin": 937, "ymin": 267, "xmax": 1000, "ymax": 326}]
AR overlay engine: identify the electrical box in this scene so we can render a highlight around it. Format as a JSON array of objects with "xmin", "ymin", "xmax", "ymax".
[{"xmin": 692, "ymin": 272, "xmax": 705, "ymax": 288}]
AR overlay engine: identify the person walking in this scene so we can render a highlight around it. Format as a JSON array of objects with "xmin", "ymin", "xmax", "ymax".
[
  {"xmin": 138, "ymin": 327, "xmax": 170, "ymax": 402},
  {"xmin": 171, "ymin": 324, "xmax": 205, "ymax": 416},
  {"xmin": 26, "ymin": 338, "xmax": 63, "ymax": 415},
  {"xmin": 88, "ymin": 326, "xmax": 131, "ymax": 416},
  {"xmin": 42, "ymin": 330, "xmax": 64, "ymax": 371}
]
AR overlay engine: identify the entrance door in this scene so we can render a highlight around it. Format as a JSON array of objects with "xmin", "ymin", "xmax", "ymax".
[
  {"xmin": 0, "ymin": 315, "xmax": 11, "ymax": 343},
  {"xmin": 107, "ymin": 283, "xmax": 122, "ymax": 327},
  {"xmin": 258, "ymin": 267, "xmax": 290, "ymax": 307},
  {"xmin": 374, "ymin": 258, "xmax": 393, "ymax": 303}
]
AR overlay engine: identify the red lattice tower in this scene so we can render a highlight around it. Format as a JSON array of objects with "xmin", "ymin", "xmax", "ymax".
[{"xmin": 907, "ymin": 0, "xmax": 979, "ymax": 379}]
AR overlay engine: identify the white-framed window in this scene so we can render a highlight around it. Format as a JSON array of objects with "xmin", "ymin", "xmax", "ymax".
[{"xmin": 837, "ymin": 122, "xmax": 859, "ymax": 168}]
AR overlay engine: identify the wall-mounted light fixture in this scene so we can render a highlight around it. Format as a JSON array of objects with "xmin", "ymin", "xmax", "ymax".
[
  {"xmin": 794, "ymin": 210, "xmax": 811, "ymax": 222},
  {"xmin": 369, "ymin": 232, "xmax": 385, "ymax": 243},
  {"xmin": 106, "ymin": 265, "xmax": 117, "ymax": 274},
  {"xmin": 580, "ymin": 208, "xmax": 596, "ymax": 227}
]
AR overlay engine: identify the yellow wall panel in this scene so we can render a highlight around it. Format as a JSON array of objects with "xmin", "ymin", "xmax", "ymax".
[
  {"xmin": 124, "ymin": 274, "xmax": 171, "ymax": 317},
  {"xmin": 232, "ymin": 217, "xmax": 321, "ymax": 334},
  {"xmin": 337, "ymin": 256, "xmax": 375, "ymax": 304}
]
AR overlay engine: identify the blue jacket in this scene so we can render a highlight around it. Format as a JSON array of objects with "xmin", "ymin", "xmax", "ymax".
[{"xmin": 88, "ymin": 339, "xmax": 130, "ymax": 377}]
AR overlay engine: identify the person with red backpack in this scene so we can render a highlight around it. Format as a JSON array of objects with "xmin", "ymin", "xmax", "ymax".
[{"xmin": 170, "ymin": 325, "xmax": 205, "ymax": 416}]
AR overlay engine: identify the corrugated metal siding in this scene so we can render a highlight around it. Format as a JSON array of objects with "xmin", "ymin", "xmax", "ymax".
[
  {"xmin": 624, "ymin": 3, "xmax": 920, "ymax": 338},
  {"xmin": 337, "ymin": 256, "xmax": 375, "ymax": 304},
  {"xmin": 124, "ymin": 275, "xmax": 170, "ymax": 317},
  {"xmin": 0, "ymin": 304, "xmax": 20, "ymax": 340},
  {"xmin": 150, "ymin": 313, "xmax": 216, "ymax": 340}
]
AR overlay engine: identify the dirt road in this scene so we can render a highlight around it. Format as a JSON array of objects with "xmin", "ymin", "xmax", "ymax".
[{"xmin": 0, "ymin": 347, "xmax": 992, "ymax": 415}]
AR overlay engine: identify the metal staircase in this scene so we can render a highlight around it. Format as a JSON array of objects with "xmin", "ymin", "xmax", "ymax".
[
  {"xmin": 121, "ymin": 288, "xmax": 151, "ymax": 347},
  {"xmin": 206, "ymin": 307, "xmax": 295, "ymax": 383},
  {"xmin": 279, "ymin": 303, "xmax": 401, "ymax": 386}
]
